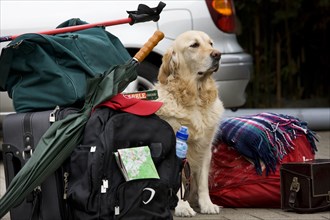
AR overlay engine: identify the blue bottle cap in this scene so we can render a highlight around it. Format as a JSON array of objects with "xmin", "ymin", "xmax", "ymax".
[{"xmin": 176, "ymin": 126, "xmax": 189, "ymax": 140}]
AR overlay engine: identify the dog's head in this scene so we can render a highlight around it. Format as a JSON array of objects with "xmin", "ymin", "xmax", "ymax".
[{"xmin": 158, "ymin": 31, "xmax": 221, "ymax": 84}]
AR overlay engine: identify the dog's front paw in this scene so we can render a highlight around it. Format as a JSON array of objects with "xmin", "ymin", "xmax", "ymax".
[
  {"xmin": 199, "ymin": 198, "xmax": 221, "ymax": 214},
  {"xmin": 174, "ymin": 200, "xmax": 197, "ymax": 217}
]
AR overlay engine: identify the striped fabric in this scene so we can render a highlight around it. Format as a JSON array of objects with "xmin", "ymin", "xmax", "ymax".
[{"xmin": 215, "ymin": 112, "xmax": 318, "ymax": 175}]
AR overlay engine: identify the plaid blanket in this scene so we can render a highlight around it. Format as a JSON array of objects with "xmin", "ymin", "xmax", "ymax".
[{"xmin": 215, "ymin": 112, "xmax": 318, "ymax": 175}]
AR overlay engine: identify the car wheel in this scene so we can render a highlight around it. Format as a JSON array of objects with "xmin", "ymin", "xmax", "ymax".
[{"xmin": 136, "ymin": 60, "xmax": 159, "ymax": 91}]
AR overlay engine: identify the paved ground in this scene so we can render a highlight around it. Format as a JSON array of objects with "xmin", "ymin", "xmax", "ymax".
[{"xmin": 1, "ymin": 131, "xmax": 329, "ymax": 220}]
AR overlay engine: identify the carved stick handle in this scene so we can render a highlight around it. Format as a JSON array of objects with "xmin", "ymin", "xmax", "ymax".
[{"xmin": 134, "ymin": 31, "xmax": 164, "ymax": 62}]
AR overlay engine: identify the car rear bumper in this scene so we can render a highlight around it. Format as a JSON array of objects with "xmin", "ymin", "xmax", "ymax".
[{"xmin": 214, "ymin": 52, "xmax": 253, "ymax": 108}]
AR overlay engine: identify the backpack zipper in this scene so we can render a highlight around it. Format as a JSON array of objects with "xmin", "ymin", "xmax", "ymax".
[
  {"xmin": 63, "ymin": 172, "xmax": 69, "ymax": 199},
  {"xmin": 101, "ymin": 112, "xmax": 122, "ymax": 185},
  {"xmin": 114, "ymin": 203, "xmax": 120, "ymax": 216}
]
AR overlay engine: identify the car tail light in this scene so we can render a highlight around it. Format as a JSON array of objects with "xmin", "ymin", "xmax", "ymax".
[{"xmin": 205, "ymin": 0, "xmax": 236, "ymax": 33}]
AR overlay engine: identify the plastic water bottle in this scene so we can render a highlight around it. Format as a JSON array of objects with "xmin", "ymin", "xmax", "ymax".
[{"xmin": 176, "ymin": 126, "xmax": 189, "ymax": 158}]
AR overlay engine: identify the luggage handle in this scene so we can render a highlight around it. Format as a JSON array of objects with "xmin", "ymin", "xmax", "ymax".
[{"xmin": 2, "ymin": 144, "xmax": 42, "ymax": 220}]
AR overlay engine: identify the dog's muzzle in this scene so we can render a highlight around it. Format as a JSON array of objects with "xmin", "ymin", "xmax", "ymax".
[
  {"xmin": 197, "ymin": 50, "xmax": 221, "ymax": 75},
  {"xmin": 211, "ymin": 50, "xmax": 221, "ymax": 72},
  {"xmin": 211, "ymin": 50, "xmax": 221, "ymax": 61}
]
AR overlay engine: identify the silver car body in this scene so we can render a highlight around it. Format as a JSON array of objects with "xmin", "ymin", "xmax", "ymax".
[{"xmin": 0, "ymin": 0, "xmax": 252, "ymax": 119}]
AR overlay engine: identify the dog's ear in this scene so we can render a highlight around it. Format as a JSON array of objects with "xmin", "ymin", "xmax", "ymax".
[{"xmin": 158, "ymin": 48, "xmax": 177, "ymax": 84}]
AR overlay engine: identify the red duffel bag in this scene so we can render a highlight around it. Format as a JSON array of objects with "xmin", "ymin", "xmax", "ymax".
[{"xmin": 209, "ymin": 113, "xmax": 317, "ymax": 208}]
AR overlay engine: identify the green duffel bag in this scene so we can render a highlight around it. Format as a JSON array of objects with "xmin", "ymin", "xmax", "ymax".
[{"xmin": 0, "ymin": 18, "xmax": 131, "ymax": 112}]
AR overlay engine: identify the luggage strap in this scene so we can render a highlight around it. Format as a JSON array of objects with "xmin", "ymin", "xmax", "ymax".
[
  {"xmin": 30, "ymin": 186, "xmax": 42, "ymax": 220},
  {"xmin": 288, "ymin": 176, "xmax": 330, "ymax": 213},
  {"xmin": 23, "ymin": 113, "xmax": 34, "ymax": 160},
  {"xmin": 180, "ymin": 159, "xmax": 191, "ymax": 201}
]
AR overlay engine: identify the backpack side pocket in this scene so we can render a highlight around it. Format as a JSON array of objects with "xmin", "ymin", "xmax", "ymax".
[
  {"xmin": 114, "ymin": 179, "xmax": 173, "ymax": 220},
  {"xmin": 67, "ymin": 144, "xmax": 104, "ymax": 219}
]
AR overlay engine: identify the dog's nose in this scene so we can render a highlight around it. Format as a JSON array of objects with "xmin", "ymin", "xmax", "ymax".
[{"xmin": 211, "ymin": 50, "xmax": 221, "ymax": 61}]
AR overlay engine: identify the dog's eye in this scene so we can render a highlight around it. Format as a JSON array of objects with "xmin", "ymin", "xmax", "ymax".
[
  {"xmin": 190, "ymin": 42, "xmax": 199, "ymax": 48},
  {"xmin": 210, "ymin": 42, "xmax": 213, "ymax": 47}
]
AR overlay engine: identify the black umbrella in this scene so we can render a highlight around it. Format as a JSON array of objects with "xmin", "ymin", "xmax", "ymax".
[{"xmin": 0, "ymin": 30, "xmax": 164, "ymax": 218}]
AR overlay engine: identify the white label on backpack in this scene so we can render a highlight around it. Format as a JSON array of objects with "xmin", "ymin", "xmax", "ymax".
[{"xmin": 90, "ymin": 146, "xmax": 96, "ymax": 152}]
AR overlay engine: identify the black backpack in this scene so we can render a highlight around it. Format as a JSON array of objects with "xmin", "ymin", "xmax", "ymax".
[{"xmin": 66, "ymin": 106, "xmax": 182, "ymax": 219}]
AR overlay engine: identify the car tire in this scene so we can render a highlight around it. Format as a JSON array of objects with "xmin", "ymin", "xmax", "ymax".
[{"xmin": 136, "ymin": 60, "xmax": 159, "ymax": 91}]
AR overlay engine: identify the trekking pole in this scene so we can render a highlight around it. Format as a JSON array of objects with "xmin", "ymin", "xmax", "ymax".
[{"xmin": 0, "ymin": 1, "xmax": 165, "ymax": 42}]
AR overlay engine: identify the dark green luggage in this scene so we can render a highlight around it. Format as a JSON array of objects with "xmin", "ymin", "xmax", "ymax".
[{"xmin": 0, "ymin": 18, "xmax": 131, "ymax": 112}]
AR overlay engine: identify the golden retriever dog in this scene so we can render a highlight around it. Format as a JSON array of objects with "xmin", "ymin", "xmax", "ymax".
[{"xmin": 155, "ymin": 31, "xmax": 224, "ymax": 217}]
